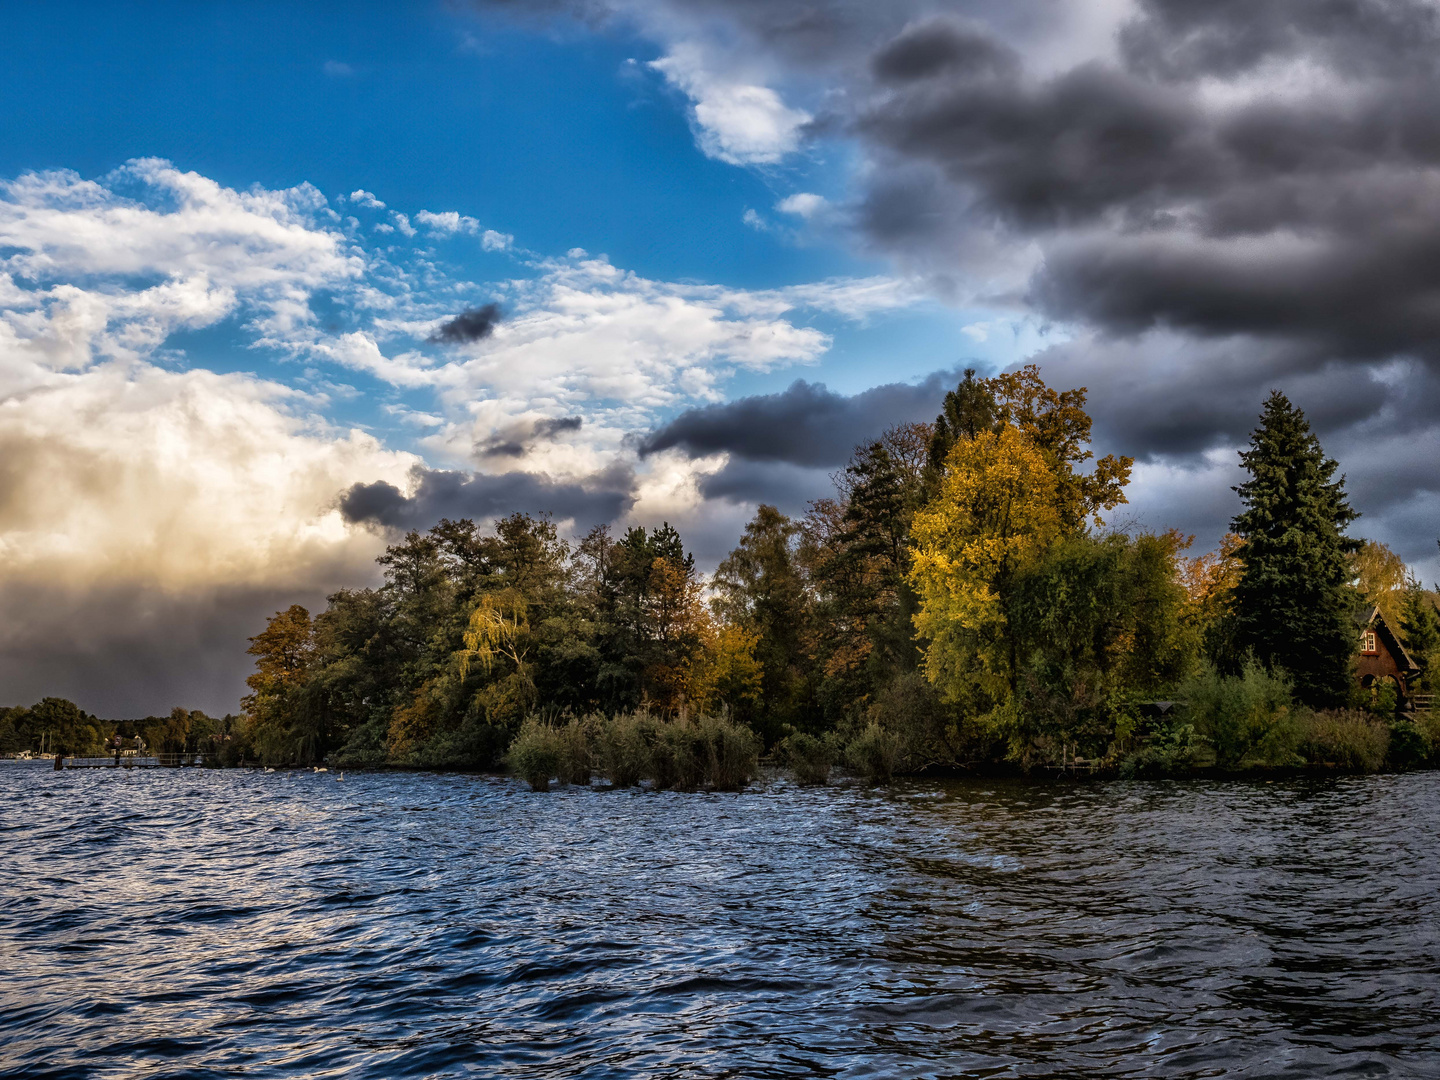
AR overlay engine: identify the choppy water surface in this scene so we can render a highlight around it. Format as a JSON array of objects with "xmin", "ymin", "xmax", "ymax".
[{"xmin": 2, "ymin": 765, "xmax": 1438, "ymax": 1079}]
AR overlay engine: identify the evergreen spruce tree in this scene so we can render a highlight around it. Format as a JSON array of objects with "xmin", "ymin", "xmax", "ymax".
[
  {"xmin": 925, "ymin": 368, "xmax": 997, "ymax": 485},
  {"xmin": 1399, "ymin": 571, "xmax": 1440, "ymax": 690},
  {"xmin": 1230, "ymin": 391, "xmax": 1360, "ymax": 706}
]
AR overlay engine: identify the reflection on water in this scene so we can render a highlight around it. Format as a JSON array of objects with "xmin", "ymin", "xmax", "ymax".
[{"xmin": 3, "ymin": 762, "xmax": 1437, "ymax": 1078}]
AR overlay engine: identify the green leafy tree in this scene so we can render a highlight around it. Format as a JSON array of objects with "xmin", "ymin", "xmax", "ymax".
[
  {"xmin": 804, "ymin": 425, "xmax": 930, "ymax": 722},
  {"xmin": 713, "ymin": 504, "xmax": 814, "ymax": 735},
  {"xmin": 926, "ymin": 367, "xmax": 997, "ymax": 483},
  {"xmin": 580, "ymin": 522, "xmax": 700, "ymax": 712},
  {"xmin": 137, "ymin": 706, "xmax": 193, "ymax": 754},
  {"xmin": 1005, "ymin": 532, "xmax": 1196, "ymax": 762},
  {"xmin": 835, "ymin": 427, "xmax": 928, "ymax": 669},
  {"xmin": 29, "ymin": 697, "xmax": 104, "ymax": 756},
  {"xmin": 1399, "ymin": 571, "xmax": 1440, "ymax": 690},
  {"xmin": 1230, "ymin": 391, "xmax": 1360, "ymax": 707},
  {"xmin": 0, "ymin": 706, "xmax": 32, "ymax": 754}
]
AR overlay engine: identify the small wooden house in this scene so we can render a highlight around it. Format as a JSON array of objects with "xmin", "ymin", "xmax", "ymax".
[{"xmin": 1354, "ymin": 605, "xmax": 1420, "ymax": 707}]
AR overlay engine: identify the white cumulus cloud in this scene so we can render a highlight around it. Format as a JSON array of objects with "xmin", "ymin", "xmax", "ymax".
[
  {"xmin": 650, "ymin": 43, "xmax": 810, "ymax": 166},
  {"xmin": 481, "ymin": 229, "xmax": 513, "ymax": 252},
  {"xmin": 415, "ymin": 209, "xmax": 480, "ymax": 235},
  {"xmin": 775, "ymin": 192, "xmax": 827, "ymax": 218},
  {"xmin": 348, "ymin": 189, "xmax": 386, "ymax": 209}
]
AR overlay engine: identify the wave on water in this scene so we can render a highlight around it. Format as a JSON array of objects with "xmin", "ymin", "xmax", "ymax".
[{"xmin": 2, "ymin": 763, "xmax": 1438, "ymax": 1078}]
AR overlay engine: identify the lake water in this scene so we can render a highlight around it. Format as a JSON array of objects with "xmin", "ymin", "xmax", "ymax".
[{"xmin": 3, "ymin": 763, "xmax": 1438, "ymax": 1079}]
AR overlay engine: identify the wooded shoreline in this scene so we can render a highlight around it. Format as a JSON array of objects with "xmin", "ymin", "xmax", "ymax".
[{"xmin": 9, "ymin": 367, "xmax": 1440, "ymax": 783}]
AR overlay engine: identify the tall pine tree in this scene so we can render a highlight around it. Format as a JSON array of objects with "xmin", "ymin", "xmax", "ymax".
[{"xmin": 1231, "ymin": 392, "xmax": 1360, "ymax": 706}]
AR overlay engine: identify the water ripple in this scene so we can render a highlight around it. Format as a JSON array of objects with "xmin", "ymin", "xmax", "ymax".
[{"xmin": 2, "ymin": 764, "xmax": 1438, "ymax": 1078}]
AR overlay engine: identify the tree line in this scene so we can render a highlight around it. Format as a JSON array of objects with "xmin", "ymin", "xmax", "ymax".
[
  {"xmin": 11, "ymin": 365, "xmax": 1440, "ymax": 776},
  {"xmin": 0, "ymin": 700, "xmax": 242, "ymax": 761}
]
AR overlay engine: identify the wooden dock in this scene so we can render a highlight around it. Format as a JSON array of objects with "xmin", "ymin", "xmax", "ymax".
[{"xmin": 60, "ymin": 753, "xmax": 214, "ymax": 769}]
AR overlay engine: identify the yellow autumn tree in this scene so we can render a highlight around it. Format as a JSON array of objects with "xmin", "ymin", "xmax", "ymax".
[
  {"xmin": 244, "ymin": 605, "xmax": 315, "ymax": 696},
  {"xmin": 931, "ymin": 364, "xmax": 1133, "ymax": 530},
  {"xmin": 1177, "ymin": 532, "xmax": 1244, "ymax": 646},
  {"xmin": 910, "ymin": 367, "xmax": 1137, "ymax": 730},
  {"xmin": 242, "ymin": 604, "xmax": 316, "ymax": 763},
  {"xmin": 909, "ymin": 425, "xmax": 1065, "ymax": 708},
  {"xmin": 1351, "ymin": 539, "xmax": 1406, "ymax": 628},
  {"xmin": 643, "ymin": 555, "xmax": 711, "ymax": 713},
  {"xmin": 1177, "ymin": 532, "xmax": 1243, "ymax": 608},
  {"xmin": 386, "ymin": 689, "xmax": 446, "ymax": 762},
  {"xmin": 459, "ymin": 589, "xmax": 532, "ymax": 678},
  {"xmin": 688, "ymin": 623, "xmax": 764, "ymax": 719},
  {"xmin": 392, "ymin": 588, "xmax": 539, "ymax": 761}
]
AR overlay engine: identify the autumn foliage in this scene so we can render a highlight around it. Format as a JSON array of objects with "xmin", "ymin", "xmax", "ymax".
[{"xmin": 224, "ymin": 365, "xmax": 1439, "ymax": 777}]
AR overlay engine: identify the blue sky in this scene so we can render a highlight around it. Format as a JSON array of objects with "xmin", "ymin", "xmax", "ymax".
[{"xmin": 0, "ymin": 0, "xmax": 1011, "ymax": 460}]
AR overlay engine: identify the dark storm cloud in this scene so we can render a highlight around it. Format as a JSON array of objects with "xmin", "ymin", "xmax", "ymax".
[
  {"xmin": 872, "ymin": 17, "xmax": 1017, "ymax": 83},
  {"xmin": 1118, "ymin": 0, "xmax": 1440, "ymax": 81},
  {"xmin": 1032, "ymin": 333, "xmax": 1396, "ymax": 460},
  {"xmin": 862, "ymin": 46, "xmax": 1212, "ymax": 232},
  {"xmin": 1341, "ymin": 429, "xmax": 1440, "ymax": 514},
  {"xmin": 1032, "ymin": 331, "xmax": 1440, "ymax": 564},
  {"xmin": 475, "ymin": 0, "xmax": 1440, "ymax": 361},
  {"xmin": 339, "ymin": 464, "xmax": 634, "ymax": 532},
  {"xmin": 854, "ymin": 6, "xmax": 1440, "ymax": 363},
  {"xmin": 1032, "ymin": 200, "xmax": 1440, "ymax": 361},
  {"xmin": 476, "ymin": 415, "xmax": 583, "ymax": 458},
  {"xmin": 639, "ymin": 369, "xmax": 960, "ymax": 467},
  {"xmin": 698, "ymin": 459, "xmax": 834, "ymax": 511},
  {"xmin": 428, "ymin": 303, "xmax": 502, "ymax": 344},
  {"xmin": 536, "ymin": 415, "xmax": 583, "ymax": 437}
]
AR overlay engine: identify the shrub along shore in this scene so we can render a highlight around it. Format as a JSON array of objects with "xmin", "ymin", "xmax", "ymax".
[
  {"xmin": 493, "ymin": 684, "xmax": 1440, "ymax": 792},
  {"xmin": 10, "ymin": 367, "xmax": 1440, "ymax": 784},
  {"xmin": 6, "ymin": 689, "xmax": 1438, "ymax": 784}
]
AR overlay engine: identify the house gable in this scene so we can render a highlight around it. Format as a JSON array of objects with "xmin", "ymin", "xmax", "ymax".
[{"xmin": 1353, "ymin": 604, "xmax": 1419, "ymax": 695}]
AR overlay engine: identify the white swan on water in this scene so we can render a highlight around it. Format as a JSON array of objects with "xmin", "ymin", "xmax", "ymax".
[{"xmin": 336, "ymin": 772, "xmax": 345, "ymax": 782}]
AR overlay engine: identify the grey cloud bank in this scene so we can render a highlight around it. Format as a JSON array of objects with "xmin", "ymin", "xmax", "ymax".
[
  {"xmin": 0, "ymin": 582, "xmax": 337, "ymax": 719},
  {"xmin": 339, "ymin": 464, "xmax": 635, "ymax": 533},
  {"xmin": 639, "ymin": 370, "xmax": 961, "ymax": 466}
]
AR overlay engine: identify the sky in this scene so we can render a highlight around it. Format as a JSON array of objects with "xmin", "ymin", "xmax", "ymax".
[{"xmin": 4, "ymin": 0, "xmax": 1439, "ymax": 717}]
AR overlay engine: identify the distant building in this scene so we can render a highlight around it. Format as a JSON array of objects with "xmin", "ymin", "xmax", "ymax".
[{"xmin": 1354, "ymin": 605, "xmax": 1420, "ymax": 708}]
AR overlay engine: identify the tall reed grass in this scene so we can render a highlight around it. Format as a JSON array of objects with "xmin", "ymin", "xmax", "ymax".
[
  {"xmin": 505, "ymin": 711, "xmax": 760, "ymax": 792},
  {"xmin": 1294, "ymin": 710, "xmax": 1389, "ymax": 773},
  {"xmin": 505, "ymin": 716, "xmax": 563, "ymax": 791}
]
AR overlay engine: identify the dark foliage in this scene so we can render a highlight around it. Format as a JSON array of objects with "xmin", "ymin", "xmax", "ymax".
[{"xmin": 1230, "ymin": 392, "xmax": 1360, "ymax": 707}]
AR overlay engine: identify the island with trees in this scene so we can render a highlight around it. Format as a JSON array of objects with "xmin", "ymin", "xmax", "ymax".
[{"xmin": 7, "ymin": 367, "xmax": 1439, "ymax": 786}]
